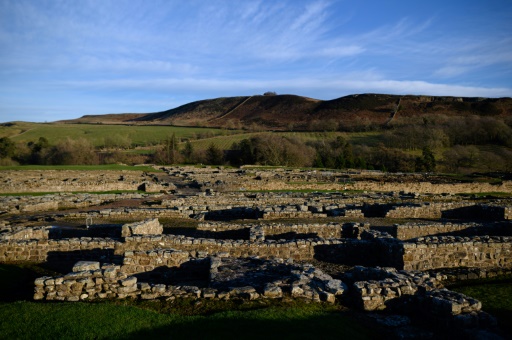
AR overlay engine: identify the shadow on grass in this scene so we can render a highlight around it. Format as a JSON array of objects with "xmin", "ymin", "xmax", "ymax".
[
  {"xmin": 0, "ymin": 301, "xmax": 379, "ymax": 340},
  {"xmin": 0, "ymin": 263, "xmax": 60, "ymax": 301},
  {"xmin": 121, "ymin": 310, "xmax": 376, "ymax": 340}
]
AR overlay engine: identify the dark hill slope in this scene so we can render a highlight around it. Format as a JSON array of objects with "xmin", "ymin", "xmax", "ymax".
[
  {"xmin": 59, "ymin": 113, "xmax": 146, "ymax": 124},
  {"xmin": 64, "ymin": 94, "xmax": 512, "ymax": 130}
]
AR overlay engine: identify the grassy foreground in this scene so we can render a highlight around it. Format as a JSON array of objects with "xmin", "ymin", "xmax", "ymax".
[
  {"xmin": 0, "ymin": 301, "xmax": 374, "ymax": 340},
  {"xmin": 450, "ymin": 276, "xmax": 512, "ymax": 337},
  {"xmin": 0, "ymin": 263, "xmax": 374, "ymax": 340}
]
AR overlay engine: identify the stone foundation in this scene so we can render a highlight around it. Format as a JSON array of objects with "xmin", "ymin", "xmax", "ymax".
[{"xmin": 402, "ymin": 236, "xmax": 512, "ymax": 271}]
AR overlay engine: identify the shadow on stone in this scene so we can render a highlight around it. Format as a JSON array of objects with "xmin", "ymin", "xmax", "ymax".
[{"xmin": 46, "ymin": 249, "xmax": 121, "ymax": 273}]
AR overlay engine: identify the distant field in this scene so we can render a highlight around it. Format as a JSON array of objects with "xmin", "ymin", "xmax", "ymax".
[
  {"xmin": 1, "ymin": 122, "xmax": 386, "ymax": 150},
  {"xmin": 187, "ymin": 131, "xmax": 385, "ymax": 151},
  {"xmin": 0, "ymin": 122, "xmax": 239, "ymax": 147},
  {"xmin": 0, "ymin": 164, "xmax": 161, "ymax": 172}
]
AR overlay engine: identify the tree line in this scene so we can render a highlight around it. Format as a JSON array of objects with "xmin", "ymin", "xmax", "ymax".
[{"xmin": 1, "ymin": 116, "xmax": 511, "ymax": 173}]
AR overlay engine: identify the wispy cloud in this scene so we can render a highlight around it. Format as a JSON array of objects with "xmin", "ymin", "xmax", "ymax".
[
  {"xmin": 59, "ymin": 75, "xmax": 512, "ymax": 99},
  {"xmin": 1, "ymin": 0, "xmax": 511, "ymax": 121}
]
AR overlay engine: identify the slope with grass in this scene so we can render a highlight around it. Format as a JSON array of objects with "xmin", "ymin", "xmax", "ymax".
[
  {"xmin": 61, "ymin": 93, "xmax": 512, "ymax": 131},
  {"xmin": 0, "ymin": 122, "xmax": 236, "ymax": 147}
]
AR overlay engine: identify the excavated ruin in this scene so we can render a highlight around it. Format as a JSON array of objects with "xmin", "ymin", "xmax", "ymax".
[{"xmin": 1, "ymin": 166, "xmax": 511, "ymax": 338}]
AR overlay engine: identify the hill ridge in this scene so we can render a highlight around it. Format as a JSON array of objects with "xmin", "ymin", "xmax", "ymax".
[{"xmin": 61, "ymin": 93, "xmax": 512, "ymax": 130}]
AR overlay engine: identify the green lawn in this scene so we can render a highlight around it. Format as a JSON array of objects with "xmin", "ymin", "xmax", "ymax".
[
  {"xmin": 0, "ymin": 263, "xmax": 376, "ymax": 339},
  {"xmin": 449, "ymin": 276, "xmax": 512, "ymax": 337},
  {"xmin": 0, "ymin": 301, "xmax": 375, "ymax": 340},
  {"xmin": 0, "ymin": 164, "xmax": 161, "ymax": 172},
  {"xmin": 1, "ymin": 122, "xmax": 237, "ymax": 147}
]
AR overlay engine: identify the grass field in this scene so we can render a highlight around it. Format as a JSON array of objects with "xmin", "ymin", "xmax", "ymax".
[
  {"xmin": 0, "ymin": 122, "xmax": 385, "ymax": 151},
  {"xmin": 449, "ymin": 275, "xmax": 512, "ymax": 337},
  {"xmin": 0, "ymin": 122, "xmax": 238, "ymax": 147},
  {"xmin": 0, "ymin": 301, "xmax": 375, "ymax": 340},
  {"xmin": 0, "ymin": 263, "xmax": 375, "ymax": 340},
  {"xmin": 187, "ymin": 131, "xmax": 384, "ymax": 151},
  {"xmin": 0, "ymin": 164, "xmax": 161, "ymax": 172}
]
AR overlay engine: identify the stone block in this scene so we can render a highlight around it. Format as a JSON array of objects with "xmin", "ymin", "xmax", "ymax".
[
  {"xmin": 263, "ymin": 284, "xmax": 282, "ymax": 299},
  {"xmin": 120, "ymin": 277, "xmax": 137, "ymax": 287},
  {"xmin": 73, "ymin": 261, "xmax": 100, "ymax": 272}
]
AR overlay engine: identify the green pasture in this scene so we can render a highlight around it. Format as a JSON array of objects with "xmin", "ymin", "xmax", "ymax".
[
  {"xmin": 450, "ymin": 275, "xmax": 512, "ymax": 337},
  {"xmin": 0, "ymin": 301, "xmax": 374, "ymax": 340},
  {"xmin": 1, "ymin": 122, "xmax": 385, "ymax": 151},
  {"xmin": 0, "ymin": 164, "xmax": 161, "ymax": 172},
  {"xmin": 0, "ymin": 262, "xmax": 374, "ymax": 340},
  {"xmin": 0, "ymin": 122, "xmax": 238, "ymax": 147},
  {"xmin": 187, "ymin": 131, "xmax": 384, "ymax": 151}
]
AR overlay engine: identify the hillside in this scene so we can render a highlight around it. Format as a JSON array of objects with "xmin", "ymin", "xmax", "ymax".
[
  {"xmin": 58, "ymin": 113, "xmax": 147, "ymax": 124},
  {"xmin": 61, "ymin": 93, "xmax": 512, "ymax": 131}
]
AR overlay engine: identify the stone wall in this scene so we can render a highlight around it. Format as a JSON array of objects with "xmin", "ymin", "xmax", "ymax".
[
  {"xmin": 385, "ymin": 202, "xmax": 473, "ymax": 219},
  {"xmin": 120, "ymin": 249, "xmax": 190, "ymax": 274},
  {"xmin": 34, "ymin": 257, "xmax": 347, "ymax": 303},
  {"xmin": 348, "ymin": 266, "xmax": 442, "ymax": 311},
  {"xmin": 393, "ymin": 222, "xmax": 477, "ymax": 240},
  {"xmin": 0, "ymin": 226, "xmax": 50, "ymax": 240},
  {"xmin": 1, "ymin": 192, "xmax": 155, "ymax": 215},
  {"xmin": 402, "ymin": 236, "xmax": 512, "ymax": 271},
  {"xmin": 345, "ymin": 266, "xmax": 496, "ymax": 332},
  {"xmin": 261, "ymin": 223, "xmax": 343, "ymax": 239},
  {"xmin": 120, "ymin": 235, "xmax": 321, "ymax": 261},
  {"xmin": 3, "ymin": 231, "xmax": 511, "ymax": 272},
  {"xmin": 0, "ymin": 170, "xmax": 167, "ymax": 193},
  {"xmin": 0, "ymin": 237, "xmax": 121, "ymax": 266}
]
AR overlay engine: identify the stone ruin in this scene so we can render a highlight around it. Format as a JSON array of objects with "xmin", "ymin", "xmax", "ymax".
[{"xmin": 1, "ymin": 166, "xmax": 512, "ymax": 338}]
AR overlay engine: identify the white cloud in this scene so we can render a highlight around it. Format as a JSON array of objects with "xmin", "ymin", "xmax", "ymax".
[{"xmin": 59, "ymin": 76, "xmax": 512, "ymax": 99}]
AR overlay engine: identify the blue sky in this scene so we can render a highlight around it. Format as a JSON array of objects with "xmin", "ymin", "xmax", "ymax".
[{"xmin": 1, "ymin": 0, "xmax": 511, "ymax": 122}]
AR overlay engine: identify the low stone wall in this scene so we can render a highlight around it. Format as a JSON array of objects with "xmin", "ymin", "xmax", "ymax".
[
  {"xmin": 392, "ymin": 222, "xmax": 512, "ymax": 240},
  {"xmin": 0, "ymin": 237, "xmax": 121, "ymax": 265},
  {"xmin": 120, "ymin": 249, "xmax": 190, "ymax": 274},
  {"xmin": 0, "ymin": 192, "xmax": 154, "ymax": 215},
  {"xmin": 198, "ymin": 222, "xmax": 344, "ymax": 240},
  {"xmin": 393, "ymin": 222, "xmax": 477, "ymax": 240},
  {"xmin": 0, "ymin": 169, "xmax": 166, "ymax": 193},
  {"xmin": 402, "ymin": 236, "xmax": 512, "ymax": 271},
  {"xmin": 55, "ymin": 208, "xmax": 189, "ymax": 221},
  {"xmin": 261, "ymin": 223, "xmax": 343, "ymax": 239},
  {"xmin": 429, "ymin": 267, "xmax": 512, "ymax": 282},
  {"xmin": 3, "ymin": 219, "xmax": 512, "ymax": 273},
  {"xmin": 0, "ymin": 226, "xmax": 50, "ymax": 240},
  {"xmin": 385, "ymin": 202, "xmax": 473, "ymax": 219},
  {"xmin": 348, "ymin": 266, "xmax": 442, "ymax": 311},
  {"xmin": 34, "ymin": 258, "xmax": 347, "ymax": 303},
  {"xmin": 121, "ymin": 235, "xmax": 320, "ymax": 261},
  {"xmin": 345, "ymin": 266, "xmax": 496, "ymax": 332}
]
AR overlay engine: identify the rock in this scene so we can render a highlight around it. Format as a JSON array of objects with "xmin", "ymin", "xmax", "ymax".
[
  {"xmin": 73, "ymin": 261, "xmax": 100, "ymax": 272},
  {"xmin": 319, "ymin": 291, "xmax": 336, "ymax": 303},
  {"xmin": 263, "ymin": 284, "xmax": 282, "ymax": 298},
  {"xmin": 325, "ymin": 279, "xmax": 346, "ymax": 296},
  {"xmin": 119, "ymin": 276, "xmax": 137, "ymax": 287},
  {"xmin": 201, "ymin": 288, "xmax": 217, "ymax": 299}
]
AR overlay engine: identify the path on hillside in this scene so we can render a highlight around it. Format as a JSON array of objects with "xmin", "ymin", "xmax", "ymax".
[
  {"xmin": 208, "ymin": 96, "xmax": 254, "ymax": 122},
  {"xmin": 385, "ymin": 97, "xmax": 402, "ymax": 126},
  {"xmin": 9, "ymin": 128, "xmax": 35, "ymax": 138}
]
